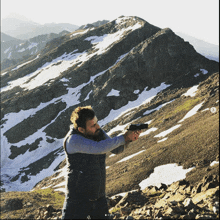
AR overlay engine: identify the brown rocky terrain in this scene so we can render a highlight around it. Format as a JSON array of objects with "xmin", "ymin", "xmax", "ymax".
[
  {"xmin": 1, "ymin": 173, "xmax": 219, "ymax": 219},
  {"xmin": 1, "ymin": 72, "xmax": 218, "ymax": 219}
]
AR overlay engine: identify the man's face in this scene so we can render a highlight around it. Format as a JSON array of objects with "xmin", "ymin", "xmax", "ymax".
[{"xmin": 83, "ymin": 116, "xmax": 101, "ymax": 137}]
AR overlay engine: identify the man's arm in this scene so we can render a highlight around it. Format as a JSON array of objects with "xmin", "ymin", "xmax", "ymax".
[
  {"xmin": 103, "ymin": 130, "xmax": 141, "ymax": 155},
  {"xmin": 66, "ymin": 134, "xmax": 126, "ymax": 154},
  {"xmin": 102, "ymin": 130, "xmax": 126, "ymax": 155}
]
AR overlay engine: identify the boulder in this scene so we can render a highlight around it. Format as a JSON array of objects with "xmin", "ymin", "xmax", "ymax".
[
  {"xmin": 192, "ymin": 186, "xmax": 219, "ymax": 204},
  {"xmin": 3, "ymin": 198, "xmax": 23, "ymax": 211}
]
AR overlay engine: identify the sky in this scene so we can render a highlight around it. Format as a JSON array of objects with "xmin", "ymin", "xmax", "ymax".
[{"xmin": 1, "ymin": 0, "xmax": 219, "ymax": 45}]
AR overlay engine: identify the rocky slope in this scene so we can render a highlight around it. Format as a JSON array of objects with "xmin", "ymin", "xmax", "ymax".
[
  {"xmin": 0, "ymin": 15, "xmax": 219, "ymax": 202},
  {"xmin": 1, "ymin": 170, "xmax": 219, "ymax": 219}
]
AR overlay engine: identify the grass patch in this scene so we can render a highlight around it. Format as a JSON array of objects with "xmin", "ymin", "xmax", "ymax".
[
  {"xmin": 31, "ymin": 188, "xmax": 65, "ymax": 209},
  {"xmin": 109, "ymin": 206, "xmax": 121, "ymax": 213},
  {"xmin": 0, "ymin": 188, "xmax": 65, "ymax": 219},
  {"xmin": 150, "ymin": 97, "xmax": 202, "ymax": 127},
  {"xmin": 173, "ymin": 98, "xmax": 201, "ymax": 113},
  {"xmin": 164, "ymin": 97, "xmax": 201, "ymax": 119}
]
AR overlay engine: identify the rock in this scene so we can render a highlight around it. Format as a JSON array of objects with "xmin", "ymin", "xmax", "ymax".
[
  {"xmin": 166, "ymin": 192, "xmax": 187, "ymax": 203},
  {"xmin": 192, "ymin": 186, "xmax": 219, "ymax": 204},
  {"xmin": 193, "ymin": 182, "xmax": 203, "ymax": 194},
  {"xmin": 195, "ymin": 214, "xmax": 215, "ymax": 219},
  {"xmin": 202, "ymin": 181, "xmax": 219, "ymax": 192},
  {"xmin": 125, "ymin": 216, "xmax": 133, "ymax": 220},
  {"xmin": 164, "ymin": 206, "xmax": 176, "ymax": 215},
  {"xmin": 200, "ymin": 175, "xmax": 219, "ymax": 192},
  {"xmin": 145, "ymin": 209, "xmax": 152, "ymax": 216},
  {"xmin": 36, "ymin": 204, "xmax": 57, "ymax": 219},
  {"xmin": 121, "ymin": 206, "xmax": 131, "ymax": 215},
  {"xmin": 183, "ymin": 198, "xmax": 195, "ymax": 209},
  {"xmin": 213, "ymin": 206, "xmax": 219, "ymax": 214},
  {"xmin": 154, "ymin": 197, "xmax": 167, "ymax": 209},
  {"xmin": 184, "ymin": 185, "xmax": 194, "ymax": 194},
  {"xmin": 164, "ymin": 205, "xmax": 185, "ymax": 216},
  {"xmin": 177, "ymin": 185, "xmax": 187, "ymax": 195},
  {"xmin": 3, "ymin": 198, "xmax": 23, "ymax": 211},
  {"xmin": 147, "ymin": 186, "xmax": 159, "ymax": 195},
  {"xmin": 24, "ymin": 202, "xmax": 33, "ymax": 208},
  {"xmin": 184, "ymin": 211, "xmax": 197, "ymax": 219},
  {"xmin": 154, "ymin": 209, "xmax": 163, "ymax": 218},
  {"xmin": 167, "ymin": 180, "xmax": 189, "ymax": 193},
  {"xmin": 116, "ymin": 190, "xmax": 147, "ymax": 207},
  {"xmin": 158, "ymin": 183, "xmax": 168, "ymax": 191},
  {"xmin": 108, "ymin": 195, "xmax": 123, "ymax": 208}
]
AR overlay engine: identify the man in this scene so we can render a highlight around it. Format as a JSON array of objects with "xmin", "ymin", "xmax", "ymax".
[{"xmin": 62, "ymin": 106, "xmax": 141, "ymax": 219}]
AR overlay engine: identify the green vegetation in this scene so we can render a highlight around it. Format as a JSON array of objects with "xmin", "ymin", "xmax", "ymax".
[
  {"xmin": 32, "ymin": 188, "xmax": 65, "ymax": 209},
  {"xmin": 164, "ymin": 97, "xmax": 201, "ymax": 119},
  {"xmin": 109, "ymin": 206, "xmax": 121, "ymax": 214},
  {"xmin": 0, "ymin": 188, "xmax": 65, "ymax": 219},
  {"xmin": 174, "ymin": 98, "xmax": 201, "ymax": 113}
]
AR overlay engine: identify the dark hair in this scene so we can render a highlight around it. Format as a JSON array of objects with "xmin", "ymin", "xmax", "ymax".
[{"xmin": 70, "ymin": 106, "xmax": 95, "ymax": 129}]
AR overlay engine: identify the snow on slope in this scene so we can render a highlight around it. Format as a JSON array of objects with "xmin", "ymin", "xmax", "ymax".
[{"xmin": 139, "ymin": 164, "xmax": 194, "ymax": 190}]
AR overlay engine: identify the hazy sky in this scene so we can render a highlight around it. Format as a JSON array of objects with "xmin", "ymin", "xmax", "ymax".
[{"xmin": 1, "ymin": 0, "xmax": 219, "ymax": 45}]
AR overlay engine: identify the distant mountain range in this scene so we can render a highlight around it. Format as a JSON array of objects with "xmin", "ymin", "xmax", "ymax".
[
  {"xmin": 177, "ymin": 32, "xmax": 219, "ymax": 62},
  {"xmin": 1, "ymin": 15, "xmax": 79, "ymax": 40},
  {"xmin": 1, "ymin": 31, "xmax": 71, "ymax": 70},
  {"xmin": 1, "ymin": 15, "xmax": 111, "ymax": 71}
]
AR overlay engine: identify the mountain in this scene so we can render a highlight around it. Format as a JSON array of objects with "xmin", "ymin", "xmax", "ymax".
[
  {"xmin": 177, "ymin": 32, "xmax": 219, "ymax": 62},
  {"xmin": 0, "ymin": 15, "xmax": 219, "ymax": 208},
  {"xmin": 1, "ymin": 18, "xmax": 110, "ymax": 72},
  {"xmin": 1, "ymin": 31, "xmax": 70, "ymax": 71},
  {"xmin": 77, "ymin": 20, "xmax": 109, "ymax": 30},
  {"xmin": 1, "ymin": 14, "xmax": 79, "ymax": 40},
  {"xmin": 1, "ymin": 32, "xmax": 22, "ymax": 42}
]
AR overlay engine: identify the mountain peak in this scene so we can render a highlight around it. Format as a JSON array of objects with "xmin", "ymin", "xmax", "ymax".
[{"xmin": 3, "ymin": 12, "xmax": 38, "ymax": 24}]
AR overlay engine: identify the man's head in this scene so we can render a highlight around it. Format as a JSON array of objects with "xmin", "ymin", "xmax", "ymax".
[{"xmin": 70, "ymin": 106, "xmax": 101, "ymax": 137}]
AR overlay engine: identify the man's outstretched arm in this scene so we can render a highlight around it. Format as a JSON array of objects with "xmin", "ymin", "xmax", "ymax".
[
  {"xmin": 66, "ymin": 134, "xmax": 126, "ymax": 154},
  {"xmin": 66, "ymin": 130, "xmax": 140, "ymax": 155}
]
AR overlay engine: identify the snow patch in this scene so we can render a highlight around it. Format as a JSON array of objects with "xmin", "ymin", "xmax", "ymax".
[
  {"xmin": 179, "ymin": 101, "xmax": 205, "ymax": 123},
  {"xmin": 139, "ymin": 163, "xmax": 195, "ymax": 190},
  {"xmin": 107, "ymin": 89, "xmax": 120, "ymax": 97},
  {"xmin": 85, "ymin": 23, "xmax": 142, "ymax": 55},
  {"xmin": 200, "ymin": 69, "xmax": 208, "ymax": 75},
  {"xmin": 117, "ymin": 150, "xmax": 146, "ymax": 163},
  {"xmin": 210, "ymin": 161, "xmax": 219, "ymax": 166},
  {"xmin": 182, "ymin": 85, "xmax": 199, "ymax": 97},
  {"xmin": 140, "ymin": 127, "xmax": 158, "ymax": 137},
  {"xmin": 154, "ymin": 125, "xmax": 181, "ymax": 138},
  {"xmin": 158, "ymin": 137, "xmax": 168, "ymax": 143}
]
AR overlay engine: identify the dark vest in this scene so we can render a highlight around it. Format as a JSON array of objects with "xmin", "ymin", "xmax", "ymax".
[{"xmin": 64, "ymin": 129, "xmax": 107, "ymax": 201}]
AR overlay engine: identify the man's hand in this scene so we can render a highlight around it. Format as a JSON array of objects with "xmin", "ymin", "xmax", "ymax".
[{"xmin": 124, "ymin": 130, "xmax": 141, "ymax": 143}]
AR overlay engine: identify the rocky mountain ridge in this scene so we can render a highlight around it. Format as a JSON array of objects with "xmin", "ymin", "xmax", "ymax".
[{"xmin": 0, "ymin": 15, "xmax": 219, "ymax": 204}]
